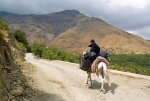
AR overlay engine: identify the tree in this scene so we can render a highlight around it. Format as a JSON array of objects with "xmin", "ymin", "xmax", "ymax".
[{"xmin": 13, "ymin": 30, "xmax": 30, "ymax": 52}]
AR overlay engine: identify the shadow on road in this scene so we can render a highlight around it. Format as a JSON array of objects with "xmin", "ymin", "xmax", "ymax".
[
  {"xmin": 89, "ymin": 80, "xmax": 119, "ymax": 94},
  {"xmin": 25, "ymin": 89, "xmax": 65, "ymax": 101}
]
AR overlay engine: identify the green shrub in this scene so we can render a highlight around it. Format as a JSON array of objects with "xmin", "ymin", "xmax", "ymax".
[
  {"xmin": 17, "ymin": 41, "xmax": 27, "ymax": 52},
  {"xmin": 31, "ymin": 42, "xmax": 45, "ymax": 57},
  {"xmin": 0, "ymin": 19, "xmax": 9, "ymax": 31},
  {"xmin": 13, "ymin": 30, "xmax": 30, "ymax": 52},
  {"xmin": 0, "ymin": 19, "xmax": 9, "ymax": 39},
  {"xmin": 31, "ymin": 41, "xmax": 79, "ymax": 63},
  {"xmin": 13, "ymin": 30, "xmax": 28, "ymax": 46},
  {"xmin": 110, "ymin": 54, "xmax": 150, "ymax": 76},
  {"xmin": 42, "ymin": 47, "xmax": 79, "ymax": 63}
]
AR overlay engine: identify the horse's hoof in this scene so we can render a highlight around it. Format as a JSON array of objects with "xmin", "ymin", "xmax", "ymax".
[
  {"xmin": 108, "ymin": 83, "xmax": 111, "ymax": 87},
  {"xmin": 89, "ymin": 86, "xmax": 92, "ymax": 88},
  {"xmin": 99, "ymin": 88, "xmax": 105, "ymax": 92}
]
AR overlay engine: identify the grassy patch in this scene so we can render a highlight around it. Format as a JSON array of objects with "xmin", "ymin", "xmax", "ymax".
[
  {"xmin": 31, "ymin": 42, "xmax": 79, "ymax": 63},
  {"xmin": 0, "ymin": 19, "xmax": 9, "ymax": 31},
  {"xmin": 110, "ymin": 54, "xmax": 150, "ymax": 76},
  {"xmin": 42, "ymin": 47, "xmax": 79, "ymax": 63},
  {"xmin": 0, "ymin": 19, "xmax": 9, "ymax": 39}
]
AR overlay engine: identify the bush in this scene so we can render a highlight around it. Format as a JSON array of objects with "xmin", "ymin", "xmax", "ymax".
[
  {"xmin": 110, "ymin": 54, "xmax": 150, "ymax": 76},
  {"xmin": 0, "ymin": 19, "xmax": 9, "ymax": 31},
  {"xmin": 13, "ymin": 30, "xmax": 30, "ymax": 52},
  {"xmin": 31, "ymin": 42, "xmax": 79, "ymax": 63},
  {"xmin": 0, "ymin": 19, "xmax": 9, "ymax": 39},
  {"xmin": 31, "ymin": 42, "xmax": 45, "ymax": 57},
  {"xmin": 17, "ymin": 41, "xmax": 27, "ymax": 52},
  {"xmin": 42, "ymin": 47, "xmax": 79, "ymax": 63},
  {"xmin": 13, "ymin": 30, "xmax": 28, "ymax": 46}
]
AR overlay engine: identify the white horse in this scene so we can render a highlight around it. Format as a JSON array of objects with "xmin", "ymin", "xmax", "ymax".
[
  {"xmin": 86, "ymin": 62, "xmax": 111, "ymax": 92},
  {"xmin": 83, "ymin": 52, "xmax": 111, "ymax": 92}
]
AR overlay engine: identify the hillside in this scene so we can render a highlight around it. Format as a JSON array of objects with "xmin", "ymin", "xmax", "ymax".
[
  {"xmin": 0, "ymin": 10, "xmax": 150, "ymax": 54},
  {"xmin": 50, "ymin": 18, "xmax": 150, "ymax": 54},
  {"xmin": 0, "ymin": 19, "xmax": 28, "ymax": 100},
  {"xmin": 0, "ymin": 19, "xmax": 50, "ymax": 101}
]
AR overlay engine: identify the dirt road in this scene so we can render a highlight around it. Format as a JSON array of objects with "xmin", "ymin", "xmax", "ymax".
[{"xmin": 25, "ymin": 53, "xmax": 150, "ymax": 101}]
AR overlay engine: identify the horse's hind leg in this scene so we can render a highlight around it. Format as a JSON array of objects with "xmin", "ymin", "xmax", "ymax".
[
  {"xmin": 105, "ymin": 70, "xmax": 111, "ymax": 87},
  {"xmin": 99, "ymin": 75, "xmax": 105, "ymax": 92}
]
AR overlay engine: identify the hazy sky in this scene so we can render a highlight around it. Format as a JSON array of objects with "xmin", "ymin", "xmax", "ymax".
[{"xmin": 0, "ymin": 0, "xmax": 150, "ymax": 40}]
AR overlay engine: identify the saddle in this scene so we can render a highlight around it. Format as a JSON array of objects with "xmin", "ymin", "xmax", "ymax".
[
  {"xmin": 91, "ymin": 56, "xmax": 109, "ymax": 72},
  {"xmin": 80, "ymin": 52, "xmax": 109, "ymax": 72}
]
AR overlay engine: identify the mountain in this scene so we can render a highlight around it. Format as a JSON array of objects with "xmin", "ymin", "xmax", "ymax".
[
  {"xmin": 0, "ymin": 10, "xmax": 150, "ymax": 54},
  {"xmin": 0, "ymin": 10, "xmax": 89, "ymax": 44}
]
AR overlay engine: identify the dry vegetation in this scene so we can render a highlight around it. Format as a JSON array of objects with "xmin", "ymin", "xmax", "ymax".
[{"xmin": 50, "ymin": 20, "xmax": 150, "ymax": 54}]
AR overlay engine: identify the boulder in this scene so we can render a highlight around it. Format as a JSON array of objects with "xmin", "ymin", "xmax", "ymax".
[{"xmin": 9, "ymin": 86, "xmax": 24, "ymax": 97}]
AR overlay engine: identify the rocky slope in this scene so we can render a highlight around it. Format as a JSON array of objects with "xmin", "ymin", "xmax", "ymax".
[
  {"xmin": 0, "ymin": 19, "xmax": 47, "ymax": 101},
  {"xmin": 1, "ymin": 10, "xmax": 150, "ymax": 54}
]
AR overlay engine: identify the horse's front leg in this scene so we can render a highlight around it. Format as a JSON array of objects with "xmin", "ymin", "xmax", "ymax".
[
  {"xmin": 86, "ymin": 72, "xmax": 90, "ymax": 84},
  {"xmin": 86, "ymin": 72, "xmax": 92, "ymax": 88},
  {"xmin": 89, "ymin": 73, "xmax": 92, "ymax": 87}
]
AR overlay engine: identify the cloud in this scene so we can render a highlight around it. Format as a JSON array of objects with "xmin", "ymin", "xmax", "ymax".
[
  {"xmin": 128, "ymin": 26, "xmax": 150, "ymax": 40},
  {"xmin": 0, "ymin": 0, "xmax": 150, "ymax": 39}
]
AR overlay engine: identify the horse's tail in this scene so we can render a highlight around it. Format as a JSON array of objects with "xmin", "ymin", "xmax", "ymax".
[{"xmin": 98, "ymin": 62, "xmax": 111, "ymax": 87}]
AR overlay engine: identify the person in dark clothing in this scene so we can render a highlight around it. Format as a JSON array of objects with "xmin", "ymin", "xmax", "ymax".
[{"xmin": 88, "ymin": 39, "xmax": 100, "ymax": 56}]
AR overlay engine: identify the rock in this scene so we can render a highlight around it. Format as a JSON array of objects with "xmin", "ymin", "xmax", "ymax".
[
  {"xmin": 12, "ymin": 70, "xmax": 19, "ymax": 75},
  {"xmin": 23, "ymin": 98, "xmax": 30, "ymax": 101},
  {"xmin": 10, "ymin": 89, "xmax": 23, "ymax": 96},
  {"xmin": 4, "ymin": 96, "xmax": 9, "ymax": 101},
  {"xmin": 11, "ymin": 99, "xmax": 17, "ymax": 101},
  {"xmin": 8, "ymin": 93, "xmax": 15, "ymax": 100},
  {"xmin": 9, "ymin": 86, "xmax": 24, "ymax": 97},
  {"xmin": 13, "ymin": 80, "xmax": 22, "ymax": 85},
  {"xmin": 5, "ymin": 66, "xmax": 12, "ymax": 72},
  {"xmin": 17, "ymin": 80, "xmax": 22, "ymax": 84}
]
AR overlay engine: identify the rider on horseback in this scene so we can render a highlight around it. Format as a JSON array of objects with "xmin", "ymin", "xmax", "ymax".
[
  {"xmin": 80, "ymin": 39, "xmax": 109, "ymax": 72},
  {"xmin": 88, "ymin": 39, "xmax": 109, "ymax": 73},
  {"xmin": 79, "ymin": 39, "xmax": 111, "ymax": 90},
  {"xmin": 88, "ymin": 39, "xmax": 100, "ymax": 56}
]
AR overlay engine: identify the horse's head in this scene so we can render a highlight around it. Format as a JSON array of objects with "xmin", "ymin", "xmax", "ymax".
[
  {"xmin": 83, "ymin": 51, "xmax": 87, "ymax": 55},
  {"xmin": 82, "ymin": 51, "xmax": 89, "ymax": 60}
]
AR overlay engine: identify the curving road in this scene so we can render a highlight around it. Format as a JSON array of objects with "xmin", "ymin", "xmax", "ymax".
[{"xmin": 25, "ymin": 53, "xmax": 150, "ymax": 101}]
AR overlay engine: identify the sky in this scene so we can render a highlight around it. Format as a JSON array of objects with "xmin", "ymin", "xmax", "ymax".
[{"xmin": 0, "ymin": 0, "xmax": 150, "ymax": 40}]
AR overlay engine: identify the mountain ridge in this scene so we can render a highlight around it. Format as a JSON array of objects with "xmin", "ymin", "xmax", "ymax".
[{"xmin": 0, "ymin": 10, "xmax": 150, "ymax": 54}]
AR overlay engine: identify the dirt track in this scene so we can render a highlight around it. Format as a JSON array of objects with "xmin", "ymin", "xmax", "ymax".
[{"xmin": 25, "ymin": 53, "xmax": 150, "ymax": 101}]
